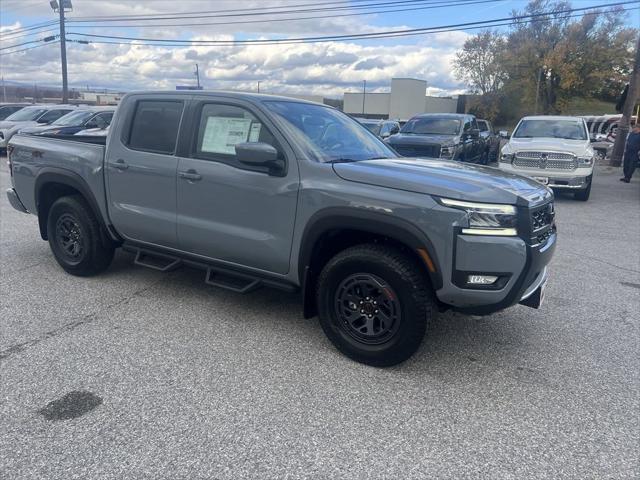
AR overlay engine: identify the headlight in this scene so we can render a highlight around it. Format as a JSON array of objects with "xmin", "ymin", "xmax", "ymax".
[
  {"xmin": 500, "ymin": 152, "xmax": 514, "ymax": 163},
  {"xmin": 439, "ymin": 197, "xmax": 518, "ymax": 236},
  {"xmin": 440, "ymin": 144, "xmax": 456, "ymax": 159},
  {"xmin": 577, "ymin": 156, "xmax": 593, "ymax": 166}
]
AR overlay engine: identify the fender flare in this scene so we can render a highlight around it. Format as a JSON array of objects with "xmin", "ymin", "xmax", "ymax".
[
  {"xmin": 34, "ymin": 168, "xmax": 119, "ymax": 242},
  {"xmin": 298, "ymin": 207, "xmax": 443, "ymax": 317}
]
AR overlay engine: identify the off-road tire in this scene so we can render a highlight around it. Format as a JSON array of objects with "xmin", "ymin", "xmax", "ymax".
[
  {"xmin": 574, "ymin": 175, "xmax": 592, "ymax": 201},
  {"xmin": 316, "ymin": 244, "xmax": 433, "ymax": 367},
  {"xmin": 47, "ymin": 195, "xmax": 115, "ymax": 276}
]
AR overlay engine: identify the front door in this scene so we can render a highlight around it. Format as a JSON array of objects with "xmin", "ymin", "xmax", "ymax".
[
  {"xmin": 176, "ymin": 99, "xmax": 299, "ymax": 275},
  {"xmin": 106, "ymin": 98, "xmax": 185, "ymax": 248}
]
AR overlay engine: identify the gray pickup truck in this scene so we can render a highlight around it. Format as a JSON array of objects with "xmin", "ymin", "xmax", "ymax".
[{"xmin": 6, "ymin": 91, "xmax": 556, "ymax": 366}]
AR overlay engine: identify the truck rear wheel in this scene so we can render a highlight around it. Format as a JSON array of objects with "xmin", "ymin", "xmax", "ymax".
[
  {"xmin": 47, "ymin": 195, "xmax": 115, "ymax": 276},
  {"xmin": 316, "ymin": 244, "xmax": 433, "ymax": 367}
]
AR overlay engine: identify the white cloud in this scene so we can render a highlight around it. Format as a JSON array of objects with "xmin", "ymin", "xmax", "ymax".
[{"xmin": 0, "ymin": 1, "xmax": 470, "ymax": 97}]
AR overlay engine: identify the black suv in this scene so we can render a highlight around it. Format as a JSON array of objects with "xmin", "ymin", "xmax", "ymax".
[
  {"xmin": 477, "ymin": 119, "xmax": 499, "ymax": 163},
  {"xmin": 386, "ymin": 113, "xmax": 486, "ymax": 164}
]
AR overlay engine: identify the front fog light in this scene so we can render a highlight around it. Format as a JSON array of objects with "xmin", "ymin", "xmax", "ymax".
[
  {"xmin": 467, "ymin": 275, "xmax": 498, "ymax": 285},
  {"xmin": 439, "ymin": 197, "xmax": 518, "ymax": 236}
]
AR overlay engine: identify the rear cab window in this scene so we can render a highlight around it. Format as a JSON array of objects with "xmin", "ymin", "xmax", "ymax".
[{"xmin": 127, "ymin": 100, "xmax": 184, "ymax": 154}]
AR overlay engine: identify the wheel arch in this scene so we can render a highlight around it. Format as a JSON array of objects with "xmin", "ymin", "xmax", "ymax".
[
  {"xmin": 34, "ymin": 169, "xmax": 119, "ymax": 242},
  {"xmin": 298, "ymin": 208, "xmax": 442, "ymax": 319}
]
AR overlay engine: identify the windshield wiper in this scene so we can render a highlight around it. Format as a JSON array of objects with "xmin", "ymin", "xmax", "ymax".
[{"xmin": 327, "ymin": 158, "xmax": 359, "ymax": 164}]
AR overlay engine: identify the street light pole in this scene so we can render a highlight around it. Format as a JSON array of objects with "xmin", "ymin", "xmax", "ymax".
[
  {"xmin": 58, "ymin": 4, "xmax": 68, "ymax": 103},
  {"xmin": 50, "ymin": 1, "xmax": 72, "ymax": 104},
  {"xmin": 195, "ymin": 63, "xmax": 201, "ymax": 89},
  {"xmin": 362, "ymin": 80, "xmax": 366, "ymax": 115}
]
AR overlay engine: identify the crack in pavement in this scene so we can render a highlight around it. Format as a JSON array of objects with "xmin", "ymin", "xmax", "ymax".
[
  {"xmin": 0, "ymin": 276, "xmax": 168, "ymax": 362},
  {"xmin": 564, "ymin": 251, "xmax": 640, "ymax": 274}
]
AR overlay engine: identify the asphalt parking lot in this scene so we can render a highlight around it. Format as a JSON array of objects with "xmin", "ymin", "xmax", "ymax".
[{"xmin": 1, "ymin": 159, "xmax": 638, "ymax": 479}]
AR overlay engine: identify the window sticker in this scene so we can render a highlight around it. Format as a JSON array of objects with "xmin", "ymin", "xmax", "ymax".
[
  {"xmin": 201, "ymin": 116, "xmax": 252, "ymax": 154},
  {"xmin": 249, "ymin": 122, "xmax": 262, "ymax": 142}
]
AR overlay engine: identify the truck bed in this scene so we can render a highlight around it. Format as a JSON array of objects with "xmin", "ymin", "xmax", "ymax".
[{"xmin": 8, "ymin": 134, "xmax": 109, "ymax": 221}]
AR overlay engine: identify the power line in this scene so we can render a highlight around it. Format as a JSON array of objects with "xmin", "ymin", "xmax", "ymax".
[
  {"xmin": 68, "ymin": 6, "xmax": 639, "ymax": 51},
  {"xmin": 63, "ymin": 0, "xmax": 502, "ymax": 30},
  {"xmin": 66, "ymin": 0, "xmax": 461, "ymax": 22},
  {"xmin": 66, "ymin": 1, "xmax": 639, "ymax": 46},
  {"xmin": 0, "ymin": 20, "xmax": 59, "ymax": 39},
  {"xmin": 0, "ymin": 38, "xmax": 45, "ymax": 51},
  {"xmin": 1, "ymin": 41, "xmax": 59, "ymax": 56}
]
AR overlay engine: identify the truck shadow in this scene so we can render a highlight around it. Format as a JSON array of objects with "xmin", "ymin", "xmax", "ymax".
[{"xmin": 106, "ymin": 250, "xmax": 532, "ymax": 374}]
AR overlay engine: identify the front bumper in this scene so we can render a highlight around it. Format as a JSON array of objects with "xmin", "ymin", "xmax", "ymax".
[
  {"xmin": 6, "ymin": 188, "xmax": 29, "ymax": 213},
  {"xmin": 498, "ymin": 163, "xmax": 592, "ymax": 190}
]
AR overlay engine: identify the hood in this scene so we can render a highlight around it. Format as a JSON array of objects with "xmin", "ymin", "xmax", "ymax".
[
  {"xmin": 17, "ymin": 124, "xmax": 56, "ymax": 134},
  {"xmin": 333, "ymin": 158, "xmax": 551, "ymax": 206},
  {"xmin": 505, "ymin": 137, "xmax": 590, "ymax": 155},
  {"xmin": 388, "ymin": 133, "xmax": 458, "ymax": 146},
  {"xmin": 0, "ymin": 120, "xmax": 38, "ymax": 130}
]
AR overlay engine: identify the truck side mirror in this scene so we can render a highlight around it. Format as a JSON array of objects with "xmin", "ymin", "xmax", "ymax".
[
  {"xmin": 499, "ymin": 130, "xmax": 510, "ymax": 139},
  {"xmin": 235, "ymin": 142, "xmax": 284, "ymax": 175}
]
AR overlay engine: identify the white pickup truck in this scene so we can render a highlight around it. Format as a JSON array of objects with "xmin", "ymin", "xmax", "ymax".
[{"xmin": 498, "ymin": 115, "xmax": 595, "ymax": 201}]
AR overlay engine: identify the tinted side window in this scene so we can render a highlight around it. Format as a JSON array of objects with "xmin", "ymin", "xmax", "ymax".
[
  {"xmin": 463, "ymin": 120, "xmax": 472, "ymax": 132},
  {"xmin": 128, "ymin": 100, "xmax": 183, "ymax": 154},
  {"xmin": 39, "ymin": 109, "xmax": 72, "ymax": 123},
  {"xmin": 478, "ymin": 121, "xmax": 488, "ymax": 132},
  {"xmin": 193, "ymin": 103, "xmax": 281, "ymax": 166},
  {"xmin": 94, "ymin": 112, "xmax": 114, "ymax": 127}
]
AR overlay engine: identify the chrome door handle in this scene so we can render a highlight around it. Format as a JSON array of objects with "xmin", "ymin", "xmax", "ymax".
[
  {"xmin": 178, "ymin": 170, "xmax": 202, "ymax": 181},
  {"xmin": 113, "ymin": 159, "xmax": 128, "ymax": 170}
]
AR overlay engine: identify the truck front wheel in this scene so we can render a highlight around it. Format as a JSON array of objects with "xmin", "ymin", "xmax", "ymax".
[
  {"xmin": 574, "ymin": 175, "xmax": 592, "ymax": 201},
  {"xmin": 316, "ymin": 244, "xmax": 433, "ymax": 367},
  {"xmin": 47, "ymin": 195, "xmax": 115, "ymax": 276}
]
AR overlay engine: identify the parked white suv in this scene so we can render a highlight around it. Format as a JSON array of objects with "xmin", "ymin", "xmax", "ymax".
[{"xmin": 498, "ymin": 116, "xmax": 595, "ymax": 201}]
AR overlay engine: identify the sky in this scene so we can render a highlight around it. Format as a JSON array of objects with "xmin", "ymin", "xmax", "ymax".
[{"xmin": 1, "ymin": 0, "xmax": 638, "ymax": 98}]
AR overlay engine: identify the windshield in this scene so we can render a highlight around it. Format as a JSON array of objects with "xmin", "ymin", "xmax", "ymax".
[
  {"xmin": 264, "ymin": 101, "xmax": 397, "ymax": 162},
  {"xmin": 53, "ymin": 110, "xmax": 94, "ymax": 126},
  {"xmin": 5, "ymin": 107, "xmax": 47, "ymax": 122},
  {"xmin": 401, "ymin": 117, "xmax": 461, "ymax": 135},
  {"xmin": 514, "ymin": 119, "xmax": 587, "ymax": 140}
]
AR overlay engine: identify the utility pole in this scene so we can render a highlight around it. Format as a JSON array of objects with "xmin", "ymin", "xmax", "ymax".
[
  {"xmin": 1, "ymin": 77, "xmax": 6, "ymax": 103},
  {"xmin": 362, "ymin": 80, "xmax": 366, "ymax": 115},
  {"xmin": 534, "ymin": 68, "xmax": 542, "ymax": 115},
  {"xmin": 50, "ymin": 1, "xmax": 72, "ymax": 104},
  {"xmin": 610, "ymin": 34, "xmax": 640, "ymax": 167},
  {"xmin": 194, "ymin": 64, "xmax": 201, "ymax": 89},
  {"xmin": 257, "ymin": 81, "xmax": 261, "ymax": 93}
]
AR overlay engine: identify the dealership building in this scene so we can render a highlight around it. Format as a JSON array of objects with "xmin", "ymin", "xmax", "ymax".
[{"xmin": 343, "ymin": 78, "xmax": 460, "ymax": 121}]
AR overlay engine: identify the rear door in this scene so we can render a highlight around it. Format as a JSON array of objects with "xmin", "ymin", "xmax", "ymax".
[
  {"xmin": 106, "ymin": 97, "xmax": 185, "ymax": 248},
  {"xmin": 175, "ymin": 97, "xmax": 299, "ymax": 274}
]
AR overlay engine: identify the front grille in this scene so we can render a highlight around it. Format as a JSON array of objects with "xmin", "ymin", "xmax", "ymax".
[
  {"xmin": 528, "ymin": 201, "xmax": 555, "ymax": 245},
  {"xmin": 394, "ymin": 144, "xmax": 441, "ymax": 158},
  {"xmin": 514, "ymin": 151, "xmax": 577, "ymax": 170}
]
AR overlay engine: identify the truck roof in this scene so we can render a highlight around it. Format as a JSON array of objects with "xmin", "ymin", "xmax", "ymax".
[
  {"xmin": 125, "ymin": 90, "xmax": 327, "ymax": 107},
  {"xmin": 520, "ymin": 115, "xmax": 584, "ymax": 121}
]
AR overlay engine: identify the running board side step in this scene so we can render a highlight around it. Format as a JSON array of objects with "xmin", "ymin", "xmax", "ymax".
[
  {"xmin": 123, "ymin": 242, "xmax": 298, "ymax": 294},
  {"xmin": 205, "ymin": 267, "xmax": 261, "ymax": 294},
  {"xmin": 134, "ymin": 249, "xmax": 182, "ymax": 272}
]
